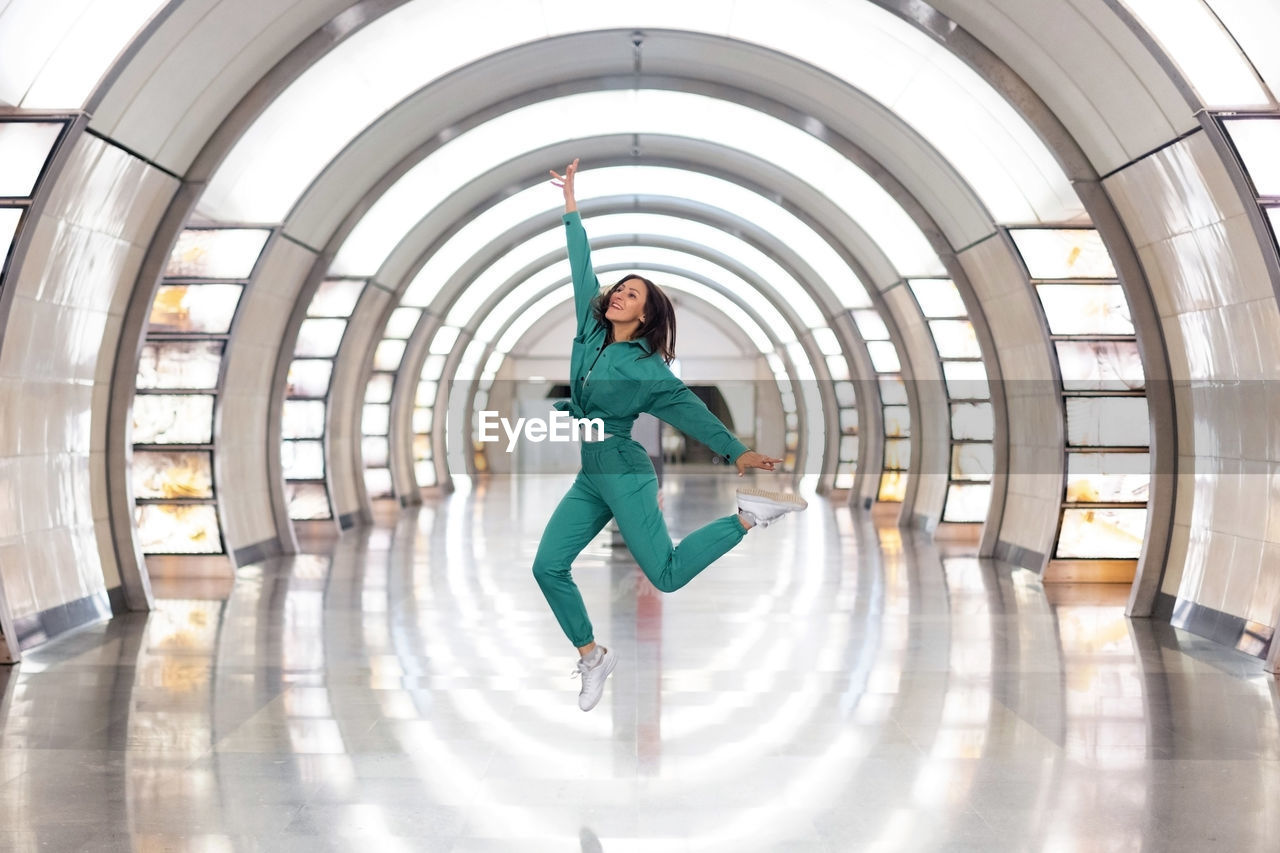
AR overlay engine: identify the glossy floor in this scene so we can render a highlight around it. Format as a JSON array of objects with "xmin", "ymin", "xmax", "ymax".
[{"xmin": 2, "ymin": 471, "xmax": 1279, "ymax": 852}]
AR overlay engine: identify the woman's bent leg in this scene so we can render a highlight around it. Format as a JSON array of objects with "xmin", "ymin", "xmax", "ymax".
[
  {"xmin": 606, "ymin": 466, "xmax": 745, "ymax": 594},
  {"xmin": 532, "ymin": 474, "xmax": 613, "ymax": 647}
]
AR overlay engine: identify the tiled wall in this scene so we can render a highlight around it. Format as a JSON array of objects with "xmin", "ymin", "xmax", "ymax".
[
  {"xmin": 219, "ymin": 237, "xmax": 316, "ymax": 553},
  {"xmin": 958, "ymin": 236, "xmax": 1062, "ymax": 566},
  {"xmin": 1105, "ymin": 130, "xmax": 1280, "ymax": 632},
  {"xmin": 328, "ymin": 285, "xmax": 392, "ymax": 523},
  {"xmin": 0, "ymin": 135, "xmax": 176, "ymax": 632}
]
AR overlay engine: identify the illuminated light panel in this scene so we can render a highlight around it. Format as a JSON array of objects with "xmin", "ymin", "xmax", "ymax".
[
  {"xmin": 1055, "ymin": 340, "xmax": 1145, "ymax": 391},
  {"xmin": 839, "ymin": 407, "xmax": 858, "ymax": 432},
  {"xmin": 1035, "ymin": 284, "xmax": 1134, "ymax": 335},
  {"xmin": 286, "ymin": 359, "xmax": 333, "ymax": 398},
  {"xmin": 364, "ymin": 468, "xmax": 394, "ymax": 498},
  {"xmin": 286, "ymin": 482, "xmax": 331, "ymax": 520},
  {"xmin": 0, "ymin": 121, "xmax": 62, "ymax": 196},
  {"xmin": 384, "ymin": 306, "xmax": 422, "ymax": 339},
  {"xmin": 373, "ymin": 339, "xmax": 407, "ymax": 371},
  {"xmin": 404, "ymin": 166, "xmax": 873, "ymax": 311},
  {"xmin": 134, "ymin": 503, "xmax": 222, "ymax": 554},
  {"xmin": 1222, "ymin": 118, "xmax": 1280, "ymax": 195},
  {"xmin": 878, "ymin": 471, "xmax": 907, "ymax": 502},
  {"xmin": 309, "ymin": 279, "xmax": 365, "ymax": 316},
  {"xmin": 826, "ymin": 355, "xmax": 849, "ymax": 381},
  {"xmin": 1056, "ymin": 507, "xmax": 1147, "ymax": 559},
  {"xmin": 883, "ymin": 406, "xmax": 911, "ymax": 438},
  {"xmin": 282, "ymin": 400, "xmax": 326, "ymax": 440},
  {"xmin": 852, "ymin": 310, "xmax": 889, "ymax": 341},
  {"xmin": 1, "ymin": 207, "xmax": 22, "ymax": 262},
  {"xmin": 365, "ymin": 373, "xmax": 394, "ymax": 404},
  {"xmin": 839, "ymin": 435, "xmax": 858, "ymax": 460},
  {"xmin": 884, "ymin": 438, "xmax": 911, "ymax": 469},
  {"xmin": 951, "ymin": 403, "xmax": 995, "ymax": 441},
  {"xmin": 362, "ymin": 404, "xmax": 391, "ymax": 436},
  {"xmin": 164, "ymin": 229, "xmax": 270, "ymax": 279},
  {"xmin": 943, "ymin": 483, "xmax": 992, "ymax": 523},
  {"xmin": 294, "ymin": 319, "xmax": 346, "ymax": 358},
  {"xmin": 1009, "ymin": 229, "xmax": 1116, "ymax": 279},
  {"xmin": 132, "ymin": 450, "xmax": 214, "ymax": 500},
  {"xmin": 199, "ymin": 1, "xmax": 1076, "ymax": 226},
  {"xmin": 951, "ymin": 444, "xmax": 994, "ymax": 481},
  {"xmin": 1120, "ymin": 0, "xmax": 1270, "ymax": 107},
  {"xmin": 928, "ymin": 320, "xmax": 981, "ymax": 359},
  {"xmin": 879, "ymin": 376, "xmax": 908, "ymax": 405},
  {"xmin": 943, "ymin": 361, "xmax": 990, "ymax": 400},
  {"xmin": 136, "ymin": 341, "xmax": 224, "ymax": 390},
  {"xmin": 1065, "ymin": 396, "xmax": 1150, "ymax": 447},
  {"xmin": 1066, "ymin": 452, "xmax": 1150, "ymax": 503},
  {"xmin": 132, "ymin": 395, "xmax": 214, "ymax": 445},
  {"xmin": 908, "ymin": 278, "xmax": 966, "ymax": 318},
  {"xmin": 0, "ymin": 0, "xmax": 169, "ymax": 107},
  {"xmin": 866, "ymin": 341, "xmax": 901, "ymax": 373},
  {"xmin": 1207, "ymin": 1, "xmax": 1280, "ymax": 101},
  {"xmin": 1268, "ymin": 208, "xmax": 1280, "ymax": 246},
  {"xmin": 148, "ymin": 284, "xmax": 243, "ymax": 334},
  {"xmin": 363, "ymin": 437, "xmax": 390, "ymax": 468},
  {"xmin": 282, "ymin": 440, "xmax": 325, "ymax": 480}
]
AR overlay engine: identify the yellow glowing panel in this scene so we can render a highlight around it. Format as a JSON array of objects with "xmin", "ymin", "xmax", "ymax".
[
  {"xmin": 1055, "ymin": 507, "xmax": 1147, "ymax": 559},
  {"xmin": 149, "ymin": 284, "xmax": 243, "ymax": 334},
  {"xmin": 878, "ymin": 471, "xmax": 907, "ymax": 502},
  {"xmin": 135, "ymin": 503, "xmax": 222, "ymax": 554},
  {"xmin": 132, "ymin": 450, "xmax": 214, "ymax": 500}
]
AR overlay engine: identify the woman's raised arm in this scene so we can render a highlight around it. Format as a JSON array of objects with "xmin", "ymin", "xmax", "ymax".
[{"xmin": 550, "ymin": 159, "xmax": 599, "ymax": 335}]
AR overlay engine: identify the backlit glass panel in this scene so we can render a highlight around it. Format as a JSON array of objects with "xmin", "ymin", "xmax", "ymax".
[
  {"xmin": 282, "ymin": 440, "xmax": 325, "ymax": 480},
  {"xmin": 1065, "ymin": 397, "xmax": 1150, "ymax": 447},
  {"xmin": 943, "ymin": 483, "xmax": 992, "ymax": 523},
  {"xmin": 365, "ymin": 373, "xmax": 394, "ymax": 404},
  {"xmin": 851, "ymin": 310, "xmax": 889, "ymax": 341},
  {"xmin": 133, "ymin": 395, "xmax": 214, "ymax": 445},
  {"xmin": 0, "ymin": 121, "xmax": 62, "ymax": 197},
  {"xmin": 136, "ymin": 341, "xmax": 224, "ymax": 390},
  {"xmin": 1055, "ymin": 507, "xmax": 1147, "ymax": 559},
  {"xmin": 1223, "ymin": 118, "xmax": 1280, "ymax": 195},
  {"xmin": 928, "ymin": 320, "xmax": 981, "ymax": 359},
  {"xmin": 281, "ymin": 400, "xmax": 326, "ymax": 440},
  {"xmin": 362, "ymin": 404, "xmax": 390, "ymax": 436},
  {"xmin": 149, "ymin": 284, "xmax": 243, "ymax": 334},
  {"xmin": 834, "ymin": 382, "xmax": 856, "ymax": 408},
  {"xmin": 385, "ymin": 307, "xmax": 422, "ymax": 339},
  {"xmin": 135, "ymin": 504, "xmax": 222, "ymax": 554},
  {"xmin": 879, "ymin": 376, "xmax": 908, "ymax": 406},
  {"xmin": 1066, "ymin": 452, "xmax": 1150, "ymax": 503},
  {"xmin": 364, "ymin": 468, "xmax": 393, "ymax": 498},
  {"xmin": 164, "ymin": 229, "xmax": 270, "ymax": 279},
  {"xmin": 951, "ymin": 444, "xmax": 994, "ymax": 481},
  {"xmin": 294, "ymin": 319, "xmax": 346, "ymax": 358},
  {"xmin": 839, "ymin": 408, "xmax": 858, "ymax": 434},
  {"xmin": 1035, "ymin": 284, "xmax": 1134, "ymax": 335},
  {"xmin": 883, "ymin": 406, "xmax": 910, "ymax": 438},
  {"xmin": 309, "ymin": 279, "xmax": 365, "ymax": 317},
  {"xmin": 943, "ymin": 361, "xmax": 990, "ymax": 400},
  {"xmin": 374, "ymin": 339, "xmax": 407, "ymax": 371},
  {"xmin": 839, "ymin": 435, "xmax": 858, "ymax": 461},
  {"xmin": 884, "ymin": 438, "xmax": 911, "ymax": 469},
  {"xmin": 878, "ymin": 471, "xmax": 907, "ymax": 502},
  {"xmin": 1055, "ymin": 341, "xmax": 1145, "ymax": 391},
  {"xmin": 908, "ymin": 279, "xmax": 966, "ymax": 318},
  {"xmin": 132, "ymin": 450, "xmax": 214, "ymax": 500},
  {"xmin": 363, "ymin": 437, "xmax": 389, "ymax": 468},
  {"xmin": 951, "ymin": 403, "xmax": 995, "ymax": 441},
  {"xmin": 1010, "ymin": 229, "xmax": 1116, "ymax": 279},
  {"xmin": 286, "ymin": 360, "xmax": 333, "ymax": 399},
  {"xmin": 866, "ymin": 341, "xmax": 900, "ymax": 373},
  {"xmin": 286, "ymin": 482, "xmax": 331, "ymax": 520}
]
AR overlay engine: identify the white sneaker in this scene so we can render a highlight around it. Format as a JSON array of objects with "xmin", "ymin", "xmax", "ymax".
[
  {"xmin": 574, "ymin": 646, "xmax": 617, "ymax": 711},
  {"xmin": 737, "ymin": 487, "xmax": 808, "ymax": 529}
]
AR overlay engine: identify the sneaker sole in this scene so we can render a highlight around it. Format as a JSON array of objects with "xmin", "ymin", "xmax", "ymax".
[
  {"xmin": 579, "ymin": 652, "xmax": 618, "ymax": 712},
  {"xmin": 735, "ymin": 487, "xmax": 808, "ymax": 509}
]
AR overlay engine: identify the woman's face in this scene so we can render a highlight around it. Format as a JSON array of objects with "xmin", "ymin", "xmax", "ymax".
[{"xmin": 605, "ymin": 277, "xmax": 648, "ymax": 325}]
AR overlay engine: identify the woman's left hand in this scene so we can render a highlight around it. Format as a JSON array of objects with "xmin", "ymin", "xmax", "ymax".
[{"xmin": 734, "ymin": 451, "xmax": 783, "ymax": 476}]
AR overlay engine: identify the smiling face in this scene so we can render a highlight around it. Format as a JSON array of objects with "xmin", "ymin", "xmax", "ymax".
[{"xmin": 604, "ymin": 276, "xmax": 648, "ymax": 325}]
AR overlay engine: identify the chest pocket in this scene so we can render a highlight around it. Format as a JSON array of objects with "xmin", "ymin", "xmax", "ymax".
[{"xmin": 583, "ymin": 348, "xmax": 645, "ymax": 416}]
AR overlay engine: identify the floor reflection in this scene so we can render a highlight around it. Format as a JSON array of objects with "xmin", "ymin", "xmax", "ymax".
[{"xmin": 1, "ymin": 471, "xmax": 1278, "ymax": 851}]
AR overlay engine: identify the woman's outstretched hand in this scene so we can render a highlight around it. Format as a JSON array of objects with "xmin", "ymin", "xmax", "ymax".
[
  {"xmin": 549, "ymin": 158, "xmax": 579, "ymax": 213},
  {"xmin": 735, "ymin": 451, "xmax": 784, "ymax": 477}
]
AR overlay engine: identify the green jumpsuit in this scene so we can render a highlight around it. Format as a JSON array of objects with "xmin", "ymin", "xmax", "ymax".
[{"xmin": 533, "ymin": 211, "xmax": 752, "ymax": 649}]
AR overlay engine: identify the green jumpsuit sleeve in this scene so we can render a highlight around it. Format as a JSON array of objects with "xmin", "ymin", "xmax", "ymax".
[
  {"xmin": 644, "ymin": 368, "xmax": 751, "ymax": 465},
  {"xmin": 563, "ymin": 211, "xmax": 601, "ymax": 336}
]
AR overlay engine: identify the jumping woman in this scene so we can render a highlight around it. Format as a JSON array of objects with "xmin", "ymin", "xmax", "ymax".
[{"xmin": 535, "ymin": 159, "xmax": 808, "ymax": 712}]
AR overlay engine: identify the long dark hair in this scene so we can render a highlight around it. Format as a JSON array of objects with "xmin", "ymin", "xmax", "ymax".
[{"xmin": 591, "ymin": 274, "xmax": 676, "ymax": 364}]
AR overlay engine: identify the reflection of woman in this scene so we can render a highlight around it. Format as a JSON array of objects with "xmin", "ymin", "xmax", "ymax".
[{"xmin": 535, "ymin": 159, "xmax": 807, "ymax": 712}]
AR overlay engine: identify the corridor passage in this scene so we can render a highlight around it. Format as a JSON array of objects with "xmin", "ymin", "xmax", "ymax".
[{"xmin": 1, "ymin": 472, "xmax": 1277, "ymax": 852}]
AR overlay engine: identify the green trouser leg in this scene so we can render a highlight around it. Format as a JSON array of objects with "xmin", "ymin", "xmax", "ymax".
[{"xmin": 532, "ymin": 439, "xmax": 747, "ymax": 648}]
